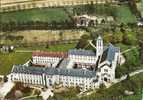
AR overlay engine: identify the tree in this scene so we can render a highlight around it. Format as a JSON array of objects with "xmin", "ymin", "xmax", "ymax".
[
  {"xmin": 99, "ymin": 83, "xmax": 106, "ymax": 90},
  {"xmin": 122, "ymin": 32, "xmax": 136, "ymax": 45},
  {"xmin": 84, "ymin": 1, "xmax": 95, "ymax": 14},
  {"xmin": 59, "ymin": 32, "xmax": 63, "ymax": 41},
  {"xmin": 112, "ymin": 32, "xmax": 124, "ymax": 43},
  {"xmin": 139, "ymin": 42, "xmax": 143, "ymax": 64},
  {"xmin": 45, "ymin": 43, "xmax": 49, "ymax": 49},
  {"xmin": 137, "ymin": 28, "xmax": 143, "ymax": 64},
  {"xmin": 76, "ymin": 34, "xmax": 91, "ymax": 49}
]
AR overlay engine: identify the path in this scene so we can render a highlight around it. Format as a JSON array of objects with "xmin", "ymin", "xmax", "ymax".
[
  {"xmin": 121, "ymin": 46, "xmax": 137, "ymax": 54},
  {"xmin": 0, "ymin": 75, "xmax": 4, "ymax": 78},
  {"xmin": 15, "ymin": 50, "xmax": 33, "ymax": 53},
  {"xmin": 0, "ymin": 75, "xmax": 15, "ymax": 98},
  {"xmin": 113, "ymin": 69, "xmax": 143, "ymax": 84},
  {"xmin": 18, "ymin": 95, "xmax": 37, "ymax": 100},
  {"xmin": 88, "ymin": 40, "xmax": 96, "ymax": 49}
]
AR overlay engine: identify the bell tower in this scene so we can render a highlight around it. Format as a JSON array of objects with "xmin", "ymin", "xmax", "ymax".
[{"xmin": 96, "ymin": 36, "xmax": 103, "ymax": 57}]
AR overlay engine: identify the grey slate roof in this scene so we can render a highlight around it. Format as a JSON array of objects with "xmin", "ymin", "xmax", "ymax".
[
  {"xmin": 58, "ymin": 59, "xmax": 70, "ymax": 68},
  {"xmin": 12, "ymin": 65, "xmax": 96, "ymax": 78},
  {"xmin": 12, "ymin": 65, "xmax": 45, "ymax": 75},
  {"xmin": 68, "ymin": 49, "xmax": 96, "ymax": 56},
  {"xmin": 106, "ymin": 43, "xmax": 119, "ymax": 62}
]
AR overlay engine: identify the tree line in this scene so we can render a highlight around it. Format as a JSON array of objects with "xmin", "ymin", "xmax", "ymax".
[{"xmin": 0, "ymin": 20, "xmax": 76, "ymax": 32}]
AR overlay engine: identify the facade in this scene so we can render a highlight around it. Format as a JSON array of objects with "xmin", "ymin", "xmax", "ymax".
[
  {"xmin": 74, "ymin": 15, "xmax": 114, "ymax": 27},
  {"xmin": 10, "ymin": 36, "xmax": 121, "ymax": 90},
  {"xmin": 0, "ymin": 45, "xmax": 14, "ymax": 53}
]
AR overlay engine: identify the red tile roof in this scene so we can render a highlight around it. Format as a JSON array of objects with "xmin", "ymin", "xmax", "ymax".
[{"xmin": 32, "ymin": 51, "xmax": 68, "ymax": 58}]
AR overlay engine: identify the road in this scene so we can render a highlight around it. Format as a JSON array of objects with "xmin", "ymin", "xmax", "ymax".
[
  {"xmin": 113, "ymin": 69, "xmax": 143, "ymax": 84},
  {"xmin": 1, "ymin": 0, "xmax": 118, "ymax": 12},
  {"xmin": 0, "ymin": 75, "xmax": 15, "ymax": 98}
]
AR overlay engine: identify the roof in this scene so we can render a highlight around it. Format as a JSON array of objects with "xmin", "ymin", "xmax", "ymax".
[
  {"xmin": 12, "ymin": 65, "xmax": 96, "ymax": 78},
  {"xmin": 68, "ymin": 49, "xmax": 96, "ymax": 56},
  {"xmin": 12, "ymin": 65, "xmax": 45, "ymax": 75},
  {"xmin": 97, "ymin": 36, "xmax": 102, "ymax": 40},
  {"xmin": 106, "ymin": 43, "xmax": 119, "ymax": 62},
  {"xmin": 32, "ymin": 51, "xmax": 68, "ymax": 58},
  {"xmin": 58, "ymin": 59, "xmax": 70, "ymax": 68}
]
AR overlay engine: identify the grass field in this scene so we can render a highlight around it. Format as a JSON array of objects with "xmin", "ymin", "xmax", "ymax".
[
  {"xmin": 0, "ymin": 43, "xmax": 76, "ymax": 75},
  {"xmin": 123, "ymin": 90, "xmax": 143, "ymax": 100},
  {"xmin": 0, "ymin": 4, "xmax": 137, "ymax": 24},
  {"xmin": 16, "ymin": 43, "xmax": 76, "ymax": 51},
  {"xmin": 0, "ymin": 8, "xmax": 70, "ymax": 23},
  {"xmin": 0, "ymin": 52, "xmax": 31, "ymax": 75}
]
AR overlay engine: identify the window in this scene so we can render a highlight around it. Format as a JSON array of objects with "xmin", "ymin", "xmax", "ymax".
[
  {"xmin": 104, "ymin": 69, "xmax": 108, "ymax": 72},
  {"xmin": 104, "ymin": 77, "xmax": 108, "ymax": 82},
  {"xmin": 98, "ymin": 69, "xmax": 101, "ymax": 72}
]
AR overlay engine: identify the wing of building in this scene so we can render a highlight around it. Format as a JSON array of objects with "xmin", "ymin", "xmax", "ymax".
[{"xmin": 10, "ymin": 36, "xmax": 121, "ymax": 91}]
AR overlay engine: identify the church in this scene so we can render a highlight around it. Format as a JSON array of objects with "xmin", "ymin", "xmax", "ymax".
[{"xmin": 10, "ymin": 36, "xmax": 121, "ymax": 90}]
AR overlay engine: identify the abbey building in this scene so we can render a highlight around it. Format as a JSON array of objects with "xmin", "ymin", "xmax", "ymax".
[{"xmin": 10, "ymin": 36, "xmax": 121, "ymax": 90}]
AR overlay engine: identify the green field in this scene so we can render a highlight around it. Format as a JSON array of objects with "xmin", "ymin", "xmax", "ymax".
[
  {"xmin": 0, "ymin": 8, "xmax": 70, "ymax": 23},
  {"xmin": 16, "ymin": 43, "xmax": 76, "ymax": 52},
  {"xmin": 0, "ymin": 52, "xmax": 31, "ymax": 75},
  {"xmin": 0, "ymin": 4, "xmax": 137, "ymax": 24},
  {"xmin": 123, "ymin": 90, "xmax": 143, "ymax": 100},
  {"xmin": 0, "ymin": 43, "xmax": 76, "ymax": 75}
]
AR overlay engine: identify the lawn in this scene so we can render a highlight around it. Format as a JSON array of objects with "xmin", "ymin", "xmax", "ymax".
[
  {"xmin": 46, "ymin": 43, "xmax": 76, "ymax": 52},
  {"xmin": 0, "ymin": 43, "xmax": 76, "ymax": 75},
  {"xmin": 16, "ymin": 43, "xmax": 76, "ymax": 52},
  {"xmin": 123, "ymin": 90, "xmax": 143, "ymax": 100},
  {"xmin": 0, "ymin": 52, "xmax": 31, "ymax": 75},
  {"xmin": 0, "ymin": 7, "xmax": 70, "ymax": 23}
]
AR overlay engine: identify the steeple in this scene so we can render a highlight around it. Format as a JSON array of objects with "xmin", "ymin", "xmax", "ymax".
[{"xmin": 96, "ymin": 36, "xmax": 103, "ymax": 57}]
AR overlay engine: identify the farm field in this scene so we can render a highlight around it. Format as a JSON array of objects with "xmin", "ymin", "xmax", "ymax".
[
  {"xmin": 0, "ymin": 4, "xmax": 137, "ymax": 24},
  {"xmin": 0, "ymin": 8, "xmax": 70, "ymax": 23},
  {"xmin": 0, "ymin": 30, "xmax": 87, "ymax": 44}
]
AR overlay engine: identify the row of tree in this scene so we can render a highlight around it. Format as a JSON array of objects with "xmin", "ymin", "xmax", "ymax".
[{"xmin": 0, "ymin": 20, "xmax": 75, "ymax": 32}]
